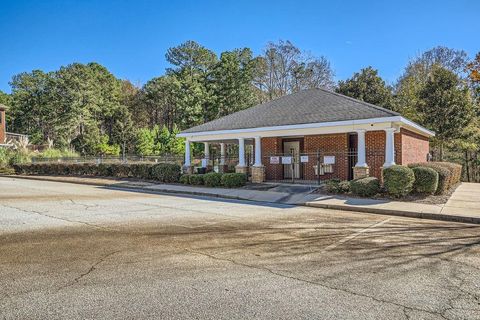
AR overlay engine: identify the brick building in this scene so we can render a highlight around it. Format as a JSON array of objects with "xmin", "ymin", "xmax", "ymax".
[
  {"xmin": 0, "ymin": 104, "xmax": 6, "ymax": 144},
  {"xmin": 178, "ymin": 89, "xmax": 434, "ymax": 183}
]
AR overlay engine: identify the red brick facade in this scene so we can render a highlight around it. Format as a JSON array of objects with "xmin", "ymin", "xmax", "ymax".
[
  {"xmin": 399, "ymin": 128, "xmax": 430, "ymax": 165},
  {"xmin": 0, "ymin": 108, "xmax": 5, "ymax": 144},
  {"xmin": 260, "ymin": 128, "xmax": 429, "ymax": 181}
]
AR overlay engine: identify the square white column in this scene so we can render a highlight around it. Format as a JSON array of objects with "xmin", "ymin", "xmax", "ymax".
[
  {"xmin": 238, "ymin": 138, "xmax": 246, "ymax": 167},
  {"xmin": 254, "ymin": 136, "xmax": 262, "ymax": 167},
  {"xmin": 184, "ymin": 140, "xmax": 191, "ymax": 167},
  {"xmin": 203, "ymin": 142, "xmax": 210, "ymax": 168},
  {"xmin": 220, "ymin": 143, "xmax": 226, "ymax": 165},
  {"xmin": 355, "ymin": 129, "xmax": 367, "ymax": 167},
  {"xmin": 383, "ymin": 128, "xmax": 396, "ymax": 167}
]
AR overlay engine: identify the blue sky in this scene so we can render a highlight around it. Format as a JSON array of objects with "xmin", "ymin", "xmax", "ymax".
[{"xmin": 0, "ymin": 0, "xmax": 478, "ymax": 93}]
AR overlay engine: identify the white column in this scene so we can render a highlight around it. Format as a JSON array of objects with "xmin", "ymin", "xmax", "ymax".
[
  {"xmin": 220, "ymin": 143, "xmax": 226, "ymax": 165},
  {"xmin": 203, "ymin": 142, "xmax": 209, "ymax": 168},
  {"xmin": 384, "ymin": 128, "xmax": 396, "ymax": 167},
  {"xmin": 238, "ymin": 138, "xmax": 246, "ymax": 167},
  {"xmin": 355, "ymin": 129, "xmax": 367, "ymax": 167},
  {"xmin": 184, "ymin": 140, "xmax": 191, "ymax": 167},
  {"xmin": 254, "ymin": 136, "xmax": 262, "ymax": 166}
]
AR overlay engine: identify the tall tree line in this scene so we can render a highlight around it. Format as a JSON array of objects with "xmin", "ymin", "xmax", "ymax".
[{"xmin": 1, "ymin": 41, "xmax": 479, "ymax": 181}]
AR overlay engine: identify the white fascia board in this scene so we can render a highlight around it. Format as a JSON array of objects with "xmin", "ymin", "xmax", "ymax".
[
  {"xmin": 398, "ymin": 117, "xmax": 435, "ymax": 137},
  {"xmin": 179, "ymin": 116, "xmax": 435, "ymax": 141}
]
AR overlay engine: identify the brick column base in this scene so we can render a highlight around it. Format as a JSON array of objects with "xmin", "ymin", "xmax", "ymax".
[
  {"xmin": 251, "ymin": 166, "xmax": 265, "ymax": 183},
  {"xmin": 353, "ymin": 166, "xmax": 369, "ymax": 179},
  {"xmin": 235, "ymin": 166, "xmax": 248, "ymax": 174}
]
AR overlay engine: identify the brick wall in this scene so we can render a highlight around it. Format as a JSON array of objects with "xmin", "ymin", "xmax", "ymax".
[
  {"xmin": 400, "ymin": 128, "xmax": 430, "ymax": 165},
  {"xmin": 261, "ymin": 137, "xmax": 282, "ymax": 180},
  {"xmin": 0, "ymin": 109, "xmax": 5, "ymax": 144},
  {"xmin": 260, "ymin": 128, "xmax": 429, "ymax": 181},
  {"xmin": 303, "ymin": 133, "xmax": 349, "ymax": 180}
]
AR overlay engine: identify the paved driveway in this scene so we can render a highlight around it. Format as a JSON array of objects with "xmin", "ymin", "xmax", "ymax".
[{"xmin": 0, "ymin": 177, "xmax": 479, "ymax": 320}]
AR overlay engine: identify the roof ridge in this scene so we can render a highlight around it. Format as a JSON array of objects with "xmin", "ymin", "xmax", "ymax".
[{"xmin": 315, "ymin": 87, "xmax": 399, "ymax": 116}]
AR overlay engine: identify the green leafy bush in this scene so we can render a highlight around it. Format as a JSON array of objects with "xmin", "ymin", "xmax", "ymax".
[
  {"xmin": 188, "ymin": 174, "xmax": 204, "ymax": 185},
  {"xmin": 350, "ymin": 177, "xmax": 380, "ymax": 197},
  {"xmin": 221, "ymin": 173, "xmax": 247, "ymax": 188},
  {"xmin": 203, "ymin": 172, "xmax": 223, "ymax": 187},
  {"xmin": 383, "ymin": 165, "xmax": 415, "ymax": 197},
  {"xmin": 325, "ymin": 179, "xmax": 350, "ymax": 194},
  {"xmin": 129, "ymin": 164, "xmax": 152, "ymax": 179},
  {"xmin": 432, "ymin": 162, "xmax": 462, "ymax": 186},
  {"xmin": 150, "ymin": 163, "xmax": 181, "ymax": 183},
  {"xmin": 179, "ymin": 175, "xmax": 190, "ymax": 184},
  {"xmin": 412, "ymin": 167, "xmax": 439, "ymax": 195},
  {"xmin": 408, "ymin": 163, "xmax": 452, "ymax": 195},
  {"xmin": 110, "ymin": 164, "xmax": 132, "ymax": 178},
  {"xmin": 37, "ymin": 148, "xmax": 79, "ymax": 159}
]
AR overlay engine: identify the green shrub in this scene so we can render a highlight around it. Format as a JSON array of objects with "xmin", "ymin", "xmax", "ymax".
[
  {"xmin": 150, "ymin": 163, "xmax": 181, "ymax": 183},
  {"xmin": 325, "ymin": 179, "xmax": 350, "ymax": 194},
  {"xmin": 110, "ymin": 164, "xmax": 132, "ymax": 178},
  {"xmin": 179, "ymin": 175, "xmax": 190, "ymax": 184},
  {"xmin": 412, "ymin": 167, "xmax": 439, "ymax": 195},
  {"xmin": 383, "ymin": 165, "xmax": 415, "ymax": 197},
  {"xmin": 221, "ymin": 173, "xmax": 247, "ymax": 188},
  {"xmin": 188, "ymin": 174, "xmax": 204, "ymax": 185},
  {"xmin": 408, "ymin": 163, "xmax": 452, "ymax": 195},
  {"xmin": 203, "ymin": 172, "xmax": 223, "ymax": 187},
  {"xmin": 350, "ymin": 177, "xmax": 380, "ymax": 197},
  {"xmin": 129, "ymin": 164, "xmax": 152, "ymax": 179},
  {"xmin": 38, "ymin": 148, "xmax": 79, "ymax": 159},
  {"xmin": 432, "ymin": 162, "xmax": 462, "ymax": 186}
]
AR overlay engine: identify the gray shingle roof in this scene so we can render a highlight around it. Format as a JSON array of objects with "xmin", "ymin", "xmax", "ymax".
[{"xmin": 182, "ymin": 88, "xmax": 399, "ymax": 134}]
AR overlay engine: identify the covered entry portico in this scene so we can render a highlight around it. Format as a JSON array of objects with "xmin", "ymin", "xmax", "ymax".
[
  {"xmin": 178, "ymin": 89, "xmax": 434, "ymax": 183},
  {"xmin": 179, "ymin": 117, "xmax": 432, "ymax": 183}
]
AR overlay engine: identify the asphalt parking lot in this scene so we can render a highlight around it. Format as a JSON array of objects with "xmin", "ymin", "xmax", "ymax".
[{"xmin": 0, "ymin": 177, "xmax": 479, "ymax": 320}]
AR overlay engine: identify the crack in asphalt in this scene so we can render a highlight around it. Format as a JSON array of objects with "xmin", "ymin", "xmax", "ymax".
[
  {"xmin": 0, "ymin": 204, "xmax": 113, "ymax": 232},
  {"xmin": 186, "ymin": 249, "xmax": 453, "ymax": 320},
  {"xmin": 57, "ymin": 250, "xmax": 120, "ymax": 291}
]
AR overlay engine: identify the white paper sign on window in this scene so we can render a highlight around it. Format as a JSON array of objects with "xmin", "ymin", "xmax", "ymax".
[
  {"xmin": 270, "ymin": 156, "xmax": 280, "ymax": 164},
  {"xmin": 300, "ymin": 155, "xmax": 309, "ymax": 163},
  {"xmin": 324, "ymin": 156, "xmax": 335, "ymax": 164},
  {"xmin": 282, "ymin": 156, "xmax": 292, "ymax": 164}
]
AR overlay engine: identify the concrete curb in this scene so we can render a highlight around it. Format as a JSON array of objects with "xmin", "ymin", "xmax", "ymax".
[
  {"xmin": 305, "ymin": 202, "xmax": 480, "ymax": 225},
  {"xmin": 2, "ymin": 174, "xmax": 478, "ymax": 225}
]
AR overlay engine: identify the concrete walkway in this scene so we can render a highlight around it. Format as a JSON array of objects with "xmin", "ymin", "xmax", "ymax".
[{"xmin": 3, "ymin": 175, "xmax": 480, "ymax": 224}]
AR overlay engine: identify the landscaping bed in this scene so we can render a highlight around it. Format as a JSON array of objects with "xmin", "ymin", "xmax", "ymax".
[{"xmin": 317, "ymin": 162, "xmax": 462, "ymax": 205}]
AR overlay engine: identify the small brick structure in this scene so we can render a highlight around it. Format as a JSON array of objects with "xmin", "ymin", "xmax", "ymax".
[
  {"xmin": 0, "ymin": 105, "xmax": 6, "ymax": 144},
  {"xmin": 178, "ymin": 89, "xmax": 434, "ymax": 184}
]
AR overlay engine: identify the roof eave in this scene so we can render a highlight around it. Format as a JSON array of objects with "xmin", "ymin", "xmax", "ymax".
[{"xmin": 178, "ymin": 116, "xmax": 434, "ymax": 139}]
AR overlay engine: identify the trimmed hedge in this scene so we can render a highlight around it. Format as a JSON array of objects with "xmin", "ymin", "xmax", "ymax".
[
  {"xmin": 179, "ymin": 174, "xmax": 190, "ymax": 184},
  {"xmin": 383, "ymin": 165, "xmax": 415, "ymax": 197},
  {"xmin": 221, "ymin": 173, "xmax": 247, "ymax": 188},
  {"xmin": 350, "ymin": 177, "xmax": 380, "ymax": 197},
  {"xmin": 150, "ymin": 163, "xmax": 181, "ymax": 182},
  {"xmin": 188, "ymin": 174, "xmax": 205, "ymax": 185},
  {"xmin": 203, "ymin": 172, "xmax": 223, "ymax": 187},
  {"xmin": 325, "ymin": 179, "xmax": 350, "ymax": 194},
  {"xmin": 412, "ymin": 167, "xmax": 438, "ymax": 195},
  {"xmin": 12, "ymin": 162, "xmax": 181, "ymax": 183},
  {"xmin": 408, "ymin": 162, "xmax": 456, "ymax": 195}
]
